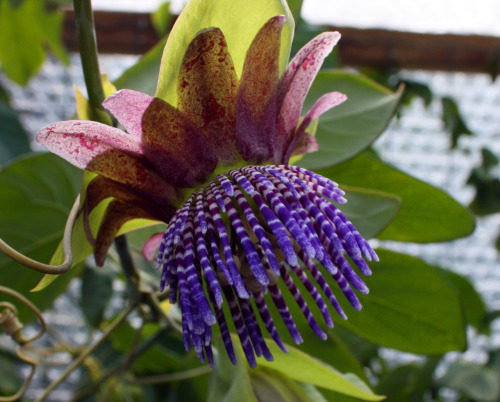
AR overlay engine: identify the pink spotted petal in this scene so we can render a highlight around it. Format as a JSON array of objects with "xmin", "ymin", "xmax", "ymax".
[
  {"xmin": 178, "ymin": 28, "xmax": 239, "ymax": 164},
  {"xmin": 275, "ymin": 32, "xmax": 341, "ymax": 163},
  {"xmin": 284, "ymin": 91, "xmax": 347, "ymax": 162},
  {"xmin": 236, "ymin": 16, "xmax": 286, "ymax": 163},
  {"xmin": 142, "ymin": 233, "xmax": 164, "ymax": 262},
  {"xmin": 36, "ymin": 120, "xmax": 143, "ymax": 169},
  {"xmin": 102, "ymin": 89, "xmax": 154, "ymax": 142},
  {"xmin": 141, "ymin": 97, "xmax": 218, "ymax": 187}
]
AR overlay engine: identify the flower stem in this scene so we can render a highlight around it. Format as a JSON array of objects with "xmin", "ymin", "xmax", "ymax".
[
  {"xmin": 73, "ymin": 0, "xmax": 105, "ymax": 109},
  {"xmin": 114, "ymin": 235, "xmax": 141, "ymax": 304}
]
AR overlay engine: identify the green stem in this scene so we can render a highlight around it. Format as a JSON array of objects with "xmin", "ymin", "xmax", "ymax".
[
  {"xmin": 73, "ymin": 0, "xmax": 105, "ymax": 109},
  {"xmin": 128, "ymin": 366, "xmax": 212, "ymax": 385},
  {"xmin": 73, "ymin": 0, "xmax": 140, "ymax": 301},
  {"xmin": 114, "ymin": 235, "xmax": 142, "ymax": 304},
  {"xmin": 36, "ymin": 303, "xmax": 136, "ymax": 402}
]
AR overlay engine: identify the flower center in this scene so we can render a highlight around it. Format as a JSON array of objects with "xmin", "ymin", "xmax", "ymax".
[{"xmin": 155, "ymin": 164, "xmax": 377, "ymax": 366}]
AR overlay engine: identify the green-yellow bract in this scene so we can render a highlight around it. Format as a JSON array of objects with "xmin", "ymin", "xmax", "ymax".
[{"xmin": 37, "ymin": 0, "xmax": 377, "ymax": 367}]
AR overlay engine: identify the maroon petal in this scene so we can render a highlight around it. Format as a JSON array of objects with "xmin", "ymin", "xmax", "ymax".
[
  {"xmin": 87, "ymin": 149, "xmax": 180, "ymax": 202},
  {"xmin": 178, "ymin": 28, "xmax": 239, "ymax": 164},
  {"xmin": 235, "ymin": 16, "xmax": 286, "ymax": 163},
  {"xmin": 284, "ymin": 91, "xmax": 347, "ymax": 162},
  {"xmin": 37, "ymin": 120, "xmax": 143, "ymax": 169},
  {"xmin": 85, "ymin": 176, "xmax": 176, "ymax": 222},
  {"xmin": 141, "ymin": 97, "xmax": 218, "ymax": 187},
  {"xmin": 94, "ymin": 200, "xmax": 156, "ymax": 266},
  {"xmin": 102, "ymin": 89, "xmax": 154, "ymax": 142},
  {"xmin": 274, "ymin": 32, "xmax": 341, "ymax": 163},
  {"xmin": 289, "ymin": 133, "xmax": 318, "ymax": 157}
]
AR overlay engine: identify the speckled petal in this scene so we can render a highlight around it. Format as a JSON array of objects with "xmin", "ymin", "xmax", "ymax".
[
  {"xmin": 141, "ymin": 97, "xmax": 218, "ymax": 187},
  {"xmin": 102, "ymin": 89, "xmax": 154, "ymax": 142},
  {"xmin": 236, "ymin": 16, "xmax": 286, "ymax": 162},
  {"xmin": 178, "ymin": 28, "xmax": 239, "ymax": 164},
  {"xmin": 36, "ymin": 120, "xmax": 143, "ymax": 169},
  {"xmin": 275, "ymin": 32, "xmax": 341, "ymax": 163}
]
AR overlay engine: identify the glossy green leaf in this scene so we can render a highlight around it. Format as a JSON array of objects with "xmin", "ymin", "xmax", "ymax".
[
  {"xmin": 298, "ymin": 71, "xmax": 402, "ymax": 170},
  {"xmin": 335, "ymin": 249, "xmax": 466, "ymax": 354},
  {"xmin": 114, "ymin": 37, "xmax": 167, "ymax": 96},
  {"xmin": 317, "ymin": 153, "xmax": 475, "ymax": 242},
  {"xmin": 208, "ymin": 336, "xmax": 258, "ymax": 402},
  {"xmin": 0, "ymin": 153, "xmax": 82, "ymax": 320},
  {"xmin": 80, "ymin": 264, "xmax": 114, "ymax": 327},
  {"xmin": 340, "ymin": 186, "xmax": 400, "ymax": 239},
  {"xmin": 438, "ymin": 268, "xmax": 487, "ymax": 331},
  {"xmin": 0, "ymin": 0, "xmax": 68, "ymax": 85},
  {"xmin": 256, "ymin": 340, "xmax": 383, "ymax": 400},
  {"xmin": 0, "ymin": 94, "xmax": 31, "ymax": 167},
  {"xmin": 251, "ymin": 367, "xmax": 313, "ymax": 402},
  {"xmin": 155, "ymin": 0, "xmax": 294, "ymax": 106}
]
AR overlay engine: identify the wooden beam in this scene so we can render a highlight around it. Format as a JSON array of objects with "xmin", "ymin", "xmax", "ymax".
[
  {"xmin": 62, "ymin": 10, "xmax": 500, "ymax": 73},
  {"xmin": 333, "ymin": 27, "xmax": 500, "ymax": 73}
]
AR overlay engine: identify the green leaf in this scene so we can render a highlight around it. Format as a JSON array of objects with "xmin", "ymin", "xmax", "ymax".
[
  {"xmin": 80, "ymin": 264, "xmax": 114, "ymax": 328},
  {"xmin": 0, "ymin": 93, "xmax": 31, "ymax": 167},
  {"xmin": 155, "ymin": 0, "xmax": 294, "ymax": 106},
  {"xmin": 114, "ymin": 37, "xmax": 167, "ymax": 96},
  {"xmin": 286, "ymin": 0, "xmax": 303, "ymax": 23},
  {"xmin": 335, "ymin": 249, "xmax": 466, "ymax": 354},
  {"xmin": 439, "ymin": 359, "xmax": 500, "ymax": 401},
  {"xmin": 340, "ymin": 186, "xmax": 401, "ymax": 239},
  {"xmin": 375, "ymin": 363, "xmax": 420, "ymax": 402},
  {"xmin": 0, "ymin": 351, "xmax": 22, "ymax": 396},
  {"xmin": 208, "ymin": 335, "xmax": 258, "ymax": 402},
  {"xmin": 251, "ymin": 367, "xmax": 313, "ymax": 402},
  {"xmin": 316, "ymin": 153, "xmax": 475, "ymax": 242},
  {"xmin": 438, "ymin": 268, "xmax": 487, "ymax": 332},
  {"xmin": 0, "ymin": 153, "xmax": 82, "ymax": 320},
  {"xmin": 0, "ymin": 0, "xmax": 68, "ymax": 85},
  {"xmin": 256, "ymin": 340, "xmax": 383, "ymax": 400},
  {"xmin": 441, "ymin": 96, "xmax": 473, "ymax": 149},
  {"xmin": 298, "ymin": 71, "xmax": 402, "ymax": 170},
  {"xmin": 108, "ymin": 321, "xmax": 192, "ymax": 374},
  {"xmin": 151, "ymin": 1, "xmax": 173, "ymax": 37}
]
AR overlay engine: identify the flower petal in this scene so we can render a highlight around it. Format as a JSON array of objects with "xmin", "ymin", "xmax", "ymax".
[
  {"xmin": 284, "ymin": 91, "xmax": 347, "ymax": 161},
  {"xmin": 178, "ymin": 27, "xmax": 239, "ymax": 164},
  {"xmin": 84, "ymin": 175, "xmax": 177, "ymax": 221},
  {"xmin": 94, "ymin": 200, "xmax": 156, "ymax": 266},
  {"xmin": 289, "ymin": 133, "xmax": 318, "ymax": 157},
  {"xmin": 142, "ymin": 233, "xmax": 164, "ymax": 262},
  {"xmin": 36, "ymin": 120, "xmax": 143, "ymax": 169},
  {"xmin": 235, "ymin": 15, "xmax": 286, "ymax": 162},
  {"xmin": 87, "ymin": 149, "xmax": 181, "ymax": 202},
  {"xmin": 102, "ymin": 89, "xmax": 154, "ymax": 142},
  {"xmin": 275, "ymin": 32, "xmax": 341, "ymax": 163},
  {"xmin": 141, "ymin": 97, "xmax": 218, "ymax": 187}
]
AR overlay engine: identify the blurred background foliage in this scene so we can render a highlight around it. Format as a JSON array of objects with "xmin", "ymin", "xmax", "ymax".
[{"xmin": 0, "ymin": 0, "xmax": 499, "ymax": 401}]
